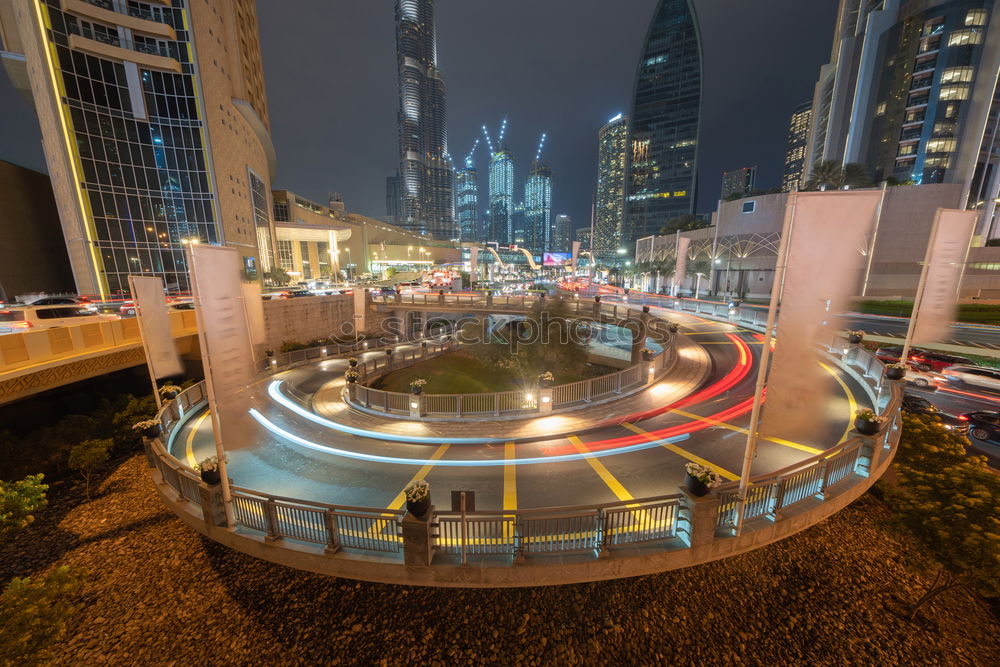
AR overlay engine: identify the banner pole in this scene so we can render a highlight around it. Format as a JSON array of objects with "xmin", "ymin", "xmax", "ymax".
[
  {"xmin": 901, "ymin": 208, "xmax": 942, "ymax": 365},
  {"xmin": 185, "ymin": 245, "xmax": 235, "ymax": 527},
  {"xmin": 127, "ymin": 275, "xmax": 162, "ymax": 411},
  {"xmin": 735, "ymin": 192, "xmax": 798, "ymax": 536}
]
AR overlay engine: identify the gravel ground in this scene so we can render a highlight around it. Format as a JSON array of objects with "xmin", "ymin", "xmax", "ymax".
[{"xmin": 2, "ymin": 454, "xmax": 998, "ymax": 666}]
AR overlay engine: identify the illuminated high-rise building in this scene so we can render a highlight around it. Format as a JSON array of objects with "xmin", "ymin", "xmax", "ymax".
[
  {"xmin": 782, "ymin": 102, "xmax": 811, "ymax": 192},
  {"xmin": 625, "ymin": 0, "xmax": 702, "ymax": 241},
  {"xmin": 455, "ymin": 162, "xmax": 478, "ymax": 241},
  {"xmin": 524, "ymin": 162, "xmax": 552, "ymax": 253},
  {"xmin": 395, "ymin": 0, "xmax": 454, "ymax": 239},
  {"xmin": 594, "ymin": 114, "xmax": 629, "ymax": 259},
  {"xmin": 552, "ymin": 214, "xmax": 572, "ymax": 254},
  {"xmin": 0, "ymin": 0, "xmax": 276, "ymax": 296},
  {"xmin": 721, "ymin": 166, "xmax": 757, "ymax": 199},
  {"xmin": 489, "ymin": 148, "xmax": 514, "ymax": 244}
]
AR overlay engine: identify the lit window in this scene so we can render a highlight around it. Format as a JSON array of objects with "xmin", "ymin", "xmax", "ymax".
[
  {"xmin": 673, "ymin": 190, "xmax": 687, "ymax": 197},
  {"xmin": 948, "ymin": 29, "xmax": 983, "ymax": 46},
  {"xmin": 940, "ymin": 66, "xmax": 974, "ymax": 83},
  {"xmin": 924, "ymin": 156, "xmax": 951, "ymax": 169},
  {"xmin": 926, "ymin": 139, "xmax": 956, "ymax": 153},
  {"xmin": 939, "ymin": 85, "xmax": 969, "ymax": 101},
  {"xmin": 876, "ymin": 102, "xmax": 887, "ymax": 116},
  {"xmin": 966, "ymin": 9, "xmax": 987, "ymax": 26},
  {"xmin": 897, "ymin": 144, "xmax": 916, "ymax": 156}
]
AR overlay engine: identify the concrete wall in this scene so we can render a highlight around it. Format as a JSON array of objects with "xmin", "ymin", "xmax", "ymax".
[{"xmin": 261, "ymin": 293, "xmax": 397, "ymax": 349}]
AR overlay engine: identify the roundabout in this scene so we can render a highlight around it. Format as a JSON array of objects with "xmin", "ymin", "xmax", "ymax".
[{"xmin": 146, "ymin": 297, "xmax": 902, "ymax": 586}]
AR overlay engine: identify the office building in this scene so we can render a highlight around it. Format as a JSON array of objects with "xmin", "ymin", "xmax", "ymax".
[
  {"xmin": 524, "ymin": 162, "xmax": 552, "ymax": 253},
  {"xmin": 721, "ymin": 166, "xmax": 757, "ymax": 199},
  {"xmin": 783, "ymin": 102, "xmax": 812, "ymax": 191},
  {"xmin": 806, "ymin": 0, "xmax": 1000, "ymax": 239},
  {"xmin": 489, "ymin": 148, "xmax": 514, "ymax": 244},
  {"xmin": 385, "ymin": 173, "xmax": 402, "ymax": 224},
  {"xmin": 455, "ymin": 164, "xmax": 478, "ymax": 241},
  {"xmin": 552, "ymin": 214, "xmax": 572, "ymax": 254},
  {"xmin": 575, "ymin": 225, "xmax": 592, "ymax": 251},
  {"xmin": 0, "ymin": 0, "xmax": 277, "ymax": 297},
  {"xmin": 594, "ymin": 114, "xmax": 628, "ymax": 259},
  {"xmin": 394, "ymin": 0, "xmax": 454, "ymax": 239},
  {"xmin": 511, "ymin": 202, "xmax": 526, "ymax": 248},
  {"xmin": 625, "ymin": 0, "xmax": 702, "ymax": 242}
]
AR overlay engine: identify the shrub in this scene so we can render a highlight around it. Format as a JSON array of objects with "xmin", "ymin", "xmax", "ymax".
[
  {"xmin": 0, "ymin": 566, "xmax": 83, "ymax": 664},
  {"xmin": 0, "ymin": 474, "xmax": 48, "ymax": 541}
]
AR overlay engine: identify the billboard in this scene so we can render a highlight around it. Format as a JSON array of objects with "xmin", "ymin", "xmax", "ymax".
[{"xmin": 543, "ymin": 252, "xmax": 572, "ymax": 267}]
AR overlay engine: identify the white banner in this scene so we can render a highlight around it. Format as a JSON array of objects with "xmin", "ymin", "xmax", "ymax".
[
  {"xmin": 760, "ymin": 191, "xmax": 882, "ymax": 443},
  {"xmin": 241, "ymin": 282, "xmax": 265, "ymax": 348},
  {"xmin": 189, "ymin": 245, "xmax": 254, "ymax": 401},
  {"xmin": 571, "ymin": 240, "xmax": 581, "ymax": 275},
  {"xmin": 353, "ymin": 287, "xmax": 368, "ymax": 335},
  {"xmin": 470, "ymin": 247, "xmax": 479, "ymax": 283},
  {"xmin": 910, "ymin": 209, "xmax": 976, "ymax": 345},
  {"xmin": 128, "ymin": 275, "xmax": 182, "ymax": 379},
  {"xmin": 674, "ymin": 236, "xmax": 690, "ymax": 295}
]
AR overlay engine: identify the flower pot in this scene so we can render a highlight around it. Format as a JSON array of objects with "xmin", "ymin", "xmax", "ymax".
[
  {"xmin": 406, "ymin": 497, "xmax": 430, "ymax": 519},
  {"xmin": 642, "ymin": 305, "xmax": 650, "ymax": 313},
  {"xmin": 161, "ymin": 390, "xmax": 178, "ymax": 400},
  {"xmin": 594, "ymin": 296, "xmax": 601, "ymax": 303},
  {"xmin": 411, "ymin": 386, "xmax": 423, "ymax": 395},
  {"xmin": 855, "ymin": 417, "xmax": 880, "ymax": 436},
  {"xmin": 847, "ymin": 334, "xmax": 863, "ymax": 345},
  {"xmin": 349, "ymin": 359, "xmax": 358, "ymax": 368},
  {"xmin": 265, "ymin": 350, "xmax": 274, "ymax": 358},
  {"xmin": 200, "ymin": 468, "xmax": 221, "ymax": 485},
  {"xmin": 684, "ymin": 472, "xmax": 709, "ymax": 497},
  {"xmin": 885, "ymin": 366, "xmax": 905, "ymax": 381},
  {"xmin": 142, "ymin": 424, "xmax": 161, "ymax": 439},
  {"xmin": 347, "ymin": 376, "xmax": 357, "ymax": 384},
  {"xmin": 642, "ymin": 352, "xmax": 655, "ymax": 362},
  {"xmin": 385, "ymin": 349, "xmax": 393, "ymax": 356}
]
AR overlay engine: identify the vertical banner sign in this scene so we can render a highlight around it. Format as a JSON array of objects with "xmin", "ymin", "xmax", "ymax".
[
  {"xmin": 909, "ymin": 209, "xmax": 976, "ymax": 345},
  {"xmin": 128, "ymin": 275, "xmax": 183, "ymax": 378},
  {"xmin": 241, "ymin": 282, "xmax": 266, "ymax": 348},
  {"xmin": 760, "ymin": 191, "xmax": 881, "ymax": 443},
  {"xmin": 470, "ymin": 247, "xmax": 479, "ymax": 284},
  {"xmin": 674, "ymin": 236, "xmax": 690, "ymax": 296},
  {"xmin": 353, "ymin": 287, "xmax": 368, "ymax": 335},
  {"xmin": 571, "ymin": 240, "xmax": 581, "ymax": 275}
]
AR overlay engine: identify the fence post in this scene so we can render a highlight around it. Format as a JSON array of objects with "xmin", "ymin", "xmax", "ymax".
[
  {"xmin": 402, "ymin": 508, "xmax": 434, "ymax": 566},
  {"xmin": 323, "ymin": 509, "xmax": 341, "ymax": 554},
  {"xmin": 410, "ymin": 394, "xmax": 423, "ymax": 419},
  {"xmin": 678, "ymin": 487, "xmax": 721, "ymax": 549},
  {"xmin": 263, "ymin": 498, "xmax": 280, "ymax": 542},
  {"xmin": 199, "ymin": 483, "xmax": 228, "ymax": 527},
  {"xmin": 539, "ymin": 387, "xmax": 553, "ymax": 414}
]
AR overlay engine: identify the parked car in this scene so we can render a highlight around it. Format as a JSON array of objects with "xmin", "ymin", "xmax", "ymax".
[
  {"xmin": 901, "ymin": 364, "xmax": 944, "ymax": 388},
  {"xmin": 940, "ymin": 365, "xmax": 1000, "ymax": 393},
  {"xmin": 875, "ymin": 346, "xmax": 973, "ymax": 372},
  {"xmin": 961, "ymin": 411, "xmax": 1000, "ymax": 443},
  {"xmin": 27, "ymin": 296, "xmax": 92, "ymax": 307},
  {"xmin": 0, "ymin": 305, "xmax": 117, "ymax": 333},
  {"xmin": 901, "ymin": 394, "xmax": 969, "ymax": 434},
  {"xmin": 279, "ymin": 288, "xmax": 313, "ymax": 298},
  {"xmin": 875, "ymin": 346, "xmax": 927, "ymax": 367}
]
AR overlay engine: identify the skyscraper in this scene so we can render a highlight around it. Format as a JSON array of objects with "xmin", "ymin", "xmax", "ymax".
[
  {"xmin": 594, "ymin": 114, "xmax": 629, "ymax": 259},
  {"xmin": 624, "ymin": 0, "xmax": 702, "ymax": 242},
  {"xmin": 386, "ymin": 173, "xmax": 402, "ymax": 224},
  {"xmin": 489, "ymin": 148, "xmax": 514, "ymax": 244},
  {"xmin": 807, "ymin": 0, "xmax": 1000, "ymax": 239},
  {"xmin": 721, "ymin": 166, "xmax": 757, "ymax": 199},
  {"xmin": 455, "ymin": 163, "xmax": 478, "ymax": 241},
  {"xmin": 552, "ymin": 214, "xmax": 572, "ymax": 254},
  {"xmin": 524, "ymin": 162, "xmax": 552, "ymax": 253},
  {"xmin": 782, "ymin": 102, "xmax": 812, "ymax": 192},
  {"xmin": 395, "ymin": 0, "xmax": 454, "ymax": 239},
  {"xmin": 0, "ymin": 0, "xmax": 276, "ymax": 296}
]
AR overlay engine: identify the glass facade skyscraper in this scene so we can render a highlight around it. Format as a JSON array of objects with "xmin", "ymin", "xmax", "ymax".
[
  {"xmin": 783, "ymin": 102, "xmax": 812, "ymax": 192},
  {"xmin": 594, "ymin": 114, "xmax": 629, "ymax": 259},
  {"xmin": 0, "ymin": 0, "xmax": 276, "ymax": 296},
  {"xmin": 455, "ymin": 165, "xmax": 479, "ymax": 241},
  {"xmin": 395, "ymin": 0, "xmax": 455, "ymax": 240},
  {"xmin": 624, "ymin": 0, "xmax": 702, "ymax": 242},
  {"xmin": 524, "ymin": 162, "xmax": 552, "ymax": 253},
  {"xmin": 489, "ymin": 148, "xmax": 514, "ymax": 244}
]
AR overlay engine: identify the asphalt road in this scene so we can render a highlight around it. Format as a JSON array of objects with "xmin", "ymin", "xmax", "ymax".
[
  {"xmin": 845, "ymin": 313, "xmax": 1000, "ymax": 352},
  {"xmin": 905, "ymin": 381, "xmax": 1000, "ymax": 467}
]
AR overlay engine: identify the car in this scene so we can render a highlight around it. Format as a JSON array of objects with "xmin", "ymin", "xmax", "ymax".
[
  {"xmin": 900, "ymin": 363, "xmax": 944, "ymax": 388},
  {"xmin": 0, "ymin": 305, "xmax": 117, "ymax": 333},
  {"xmin": 26, "ymin": 296, "xmax": 97, "ymax": 312},
  {"xmin": 940, "ymin": 365, "xmax": 1000, "ymax": 393},
  {"xmin": 901, "ymin": 395, "xmax": 969, "ymax": 434},
  {"xmin": 169, "ymin": 301, "xmax": 195, "ymax": 311},
  {"xmin": 910, "ymin": 351, "xmax": 974, "ymax": 372},
  {"xmin": 279, "ymin": 288, "xmax": 313, "ymax": 298},
  {"xmin": 961, "ymin": 411, "xmax": 1000, "ymax": 443}
]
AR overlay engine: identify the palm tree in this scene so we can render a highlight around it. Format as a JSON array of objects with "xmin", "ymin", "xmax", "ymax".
[
  {"xmin": 804, "ymin": 160, "xmax": 846, "ymax": 191},
  {"xmin": 843, "ymin": 163, "xmax": 874, "ymax": 188}
]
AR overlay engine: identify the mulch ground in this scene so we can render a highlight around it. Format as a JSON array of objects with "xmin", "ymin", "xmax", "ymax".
[{"xmin": 2, "ymin": 453, "xmax": 998, "ymax": 666}]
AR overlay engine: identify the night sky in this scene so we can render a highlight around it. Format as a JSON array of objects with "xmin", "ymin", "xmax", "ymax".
[{"xmin": 0, "ymin": 0, "xmax": 839, "ymax": 233}]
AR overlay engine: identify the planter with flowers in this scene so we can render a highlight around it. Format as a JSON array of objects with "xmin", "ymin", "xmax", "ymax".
[
  {"xmin": 538, "ymin": 371, "xmax": 555, "ymax": 388},
  {"xmin": 846, "ymin": 330, "xmax": 865, "ymax": 345},
  {"xmin": 194, "ymin": 455, "xmax": 226, "ymax": 485},
  {"xmin": 885, "ymin": 362, "xmax": 906, "ymax": 381},
  {"xmin": 666, "ymin": 322, "xmax": 680, "ymax": 334},
  {"xmin": 854, "ymin": 408, "xmax": 884, "ymax": 436},
  {"xmin": 133, "ymin": 419, "xmax": 161, "ymax": 439},
  {"xmin": 409, "ymin": 378, "xmax": 427, "ymax": 395},
  {"xmin": 641, "ymin": 347, "xmax": 656, "ymax": 362},
  {"xmin": 684, "ymin": 462, "xmax": 722, "ymax": 498},
  {"xmin": 344, "ymin": 369, "xmax": 360, "ymax": 384},
  {"xmin": 404, "ymin": 479, "xmax": 431, "ymax": 518},
  {"xmin": 158, "ymin": 384, "xmax": 182, "ymax": 401}
]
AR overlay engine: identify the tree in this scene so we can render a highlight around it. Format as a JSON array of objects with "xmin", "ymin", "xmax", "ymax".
[
  {"xmin": 263, "ymin": 267, "xmax": 291, "ymax": 286},
  {"xmin": 804, "ymin": 160, "xmax": 846, "ymax": 190},
  {"xmin": 0, "ymin": 566, "xmax": 83, "ymax": 664},
  {"xmin": 659, "ymin": 214, "xmax": 708, "ymax": 234},
  {"xmin": 67, "ymin": 439, "xmax": 111, "ymax": 499},
  {"xmin": 843, "ymin": 162, "xmax": 874, "ymax": 188},
  {"xmin": 0, "ymin": 475, "xmax": 48, "ymax": 541},
  {"xmin": 881, "ymin": 414, "xmax": 1000, "ymax": 620}
]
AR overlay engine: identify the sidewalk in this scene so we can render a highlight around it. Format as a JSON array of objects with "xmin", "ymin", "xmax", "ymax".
[{"xmin": 306, "ymin": 332, "xmax": 712, "ymax": 442}]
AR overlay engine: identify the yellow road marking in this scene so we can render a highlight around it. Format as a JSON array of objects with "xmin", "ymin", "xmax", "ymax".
[
  {"xmin": 620, "ymin": 422, "xmax": 740, "ymax": 481},
  {"xmin": 386, "ymin": 443, "xmax": 451, "ymax": 510},
  {"xmin": 567, "ymin": 435, "xmax": 634, "ymax": 502},
  {"xmin": 668, "ymin": 408, "xmax": 823, "ymax": 455},
  {"xmin": 820, "ymin": 361, "xmax": 858, "ymax": 445},
  {"xmin": 185, "ymin": 412, "xmax": 211, "ymax": 467},
  {"xmin": 503, "ymin": 442, "xmax": 517, "ymax": 511}
]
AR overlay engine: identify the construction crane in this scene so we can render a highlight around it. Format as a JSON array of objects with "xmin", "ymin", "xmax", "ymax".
[
  {"xmin": 497, "ymin": 117, "xmax": 508, "ymax": 145},
  {"xmin": 481, "ymin": 125, "xmax": 494, "ymax": 156},
  {"xmin": 464, "ymin": 138, "xmax": 480, "ymax": 168},
  {"xmin": 534, "ymin": 132, "xmax": 547, "ymax": 163}
]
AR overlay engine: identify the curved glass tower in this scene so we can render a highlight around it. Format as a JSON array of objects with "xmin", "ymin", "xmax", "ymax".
[{"xmin": 625, "ymin": 0, "xmax": 702, "ymax": 242}]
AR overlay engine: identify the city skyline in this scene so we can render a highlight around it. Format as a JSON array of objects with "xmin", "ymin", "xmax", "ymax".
[{"xmin": 0, "ymin": 1, "xmax": 840, "ymax": 237}]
